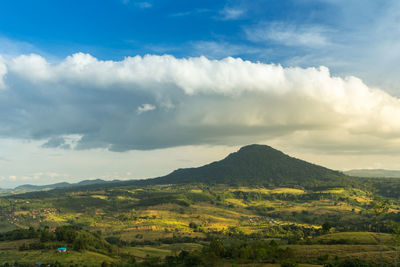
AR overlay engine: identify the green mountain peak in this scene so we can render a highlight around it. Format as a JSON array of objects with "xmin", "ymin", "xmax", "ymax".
[{"xmin": 151, "ymin": 144, "xmax": 346, "ymax": 187}]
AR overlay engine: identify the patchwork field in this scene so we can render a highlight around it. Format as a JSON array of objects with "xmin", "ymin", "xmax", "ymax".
[{"xmin": 1, "ymin": 183, "xmax": 400, "ymax": 266}]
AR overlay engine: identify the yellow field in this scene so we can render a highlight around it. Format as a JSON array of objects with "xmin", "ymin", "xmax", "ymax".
[{"xmin": 229, "ymin": 187, "xmax": 305, "ymax": 195}]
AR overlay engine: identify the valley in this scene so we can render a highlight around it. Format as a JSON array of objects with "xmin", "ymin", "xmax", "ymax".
[{"xmin": 1, "ymin": 145, "xmax": 400, "ymax": 266}]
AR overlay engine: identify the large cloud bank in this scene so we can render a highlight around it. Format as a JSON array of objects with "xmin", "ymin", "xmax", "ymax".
[{"xmin": 0, "ymin": 53, "xmax": 400, "ymax": 153}]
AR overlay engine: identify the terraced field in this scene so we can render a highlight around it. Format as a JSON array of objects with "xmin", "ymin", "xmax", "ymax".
[{"xmin": 1, "ymin": 184, "xmax": 400, "ymax": 265}]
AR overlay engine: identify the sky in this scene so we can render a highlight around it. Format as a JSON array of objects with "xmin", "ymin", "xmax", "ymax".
[{"xmin": 1, "ymin": 0, "xmax": 400, "ymax": 188}]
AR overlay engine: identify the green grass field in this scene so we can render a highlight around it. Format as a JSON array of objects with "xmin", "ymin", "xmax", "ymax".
[
  {"xmin": 1, "ymin": 184, "xmax": 399, "ymax": 265},
  {"xmin": 0, "ymin": 250, "xmax": 118, "ymax": 265}
]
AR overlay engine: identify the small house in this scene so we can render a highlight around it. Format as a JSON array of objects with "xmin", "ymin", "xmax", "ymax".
[{"xmin": 57, "ymin": 247, "xmax": 67, "ymax": 252}]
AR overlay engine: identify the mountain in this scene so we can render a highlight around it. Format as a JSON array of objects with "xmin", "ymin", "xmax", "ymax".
[
  {"xmin": 345, "ymin": 169, "xmax": 400, "ymax": 178},
  {"xmin": 8, "ymin": 145, "xmax": 353, "ymax": 197},
  {"xmin": 148, "ymin": 144, "xmax": 348, "ymax": 188}
]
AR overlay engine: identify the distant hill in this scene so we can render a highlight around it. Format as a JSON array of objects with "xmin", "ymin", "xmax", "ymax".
[
  {"xmin": 14, "ymin": 179, "xmax": 109, "ymax": 191},
  {"xmin": 345, "ymin": 169, "xmax": 400, "ymax": 178},
  {"xmin": 148, "ymin": 144, "xmax": 348, "ymax": 188},
  {"xmin": 15, "ymin": 182, "xmax": 71, "ymax": 191},
  {"xmin": 0, "ymin": 188, "xmax": 13, "ymax": 197}
]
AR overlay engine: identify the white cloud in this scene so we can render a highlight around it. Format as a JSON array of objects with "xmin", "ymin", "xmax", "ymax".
[
  {"xmin": 220, "ymin": 7, "xmax": 245, "ymax": 20},
  {"xmin": 246, "ymin": 22, "xmax": 330, "ymax": 48},
  {"xmin": 239, "ymin": 1, "xmax": 400, "ymax": 96},
  {"xmin": 10, "ymin": 54, "xmax": 52, "ymax": 82},
  {"xmin": 0, "ymin": 36, "xmax": 39, "ymax": 57},
  {"xmin": 137, "ymin": 103, "xmax": 156, "ymax": 114},
  {"xmin": 192, "ymin": 41, "xmax": 265, "ymax": 59},
  {"xmin": 169, "ymin": 8, "xmax": 211, "ymax": 18},
  {"xmin": 0, "ymin": 56, "xmax": 7, "ymax": 89},
  {"xmin": 1, "ymin": 53, "xmax": 400, "ymax": 154}
]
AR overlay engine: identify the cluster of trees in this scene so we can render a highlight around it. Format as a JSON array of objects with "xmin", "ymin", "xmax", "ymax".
[
  {"xmin": 0, "ymin": 227, "xmax": 38, "ymax": 241},
  {"xmin": 40, "ymin": 225, "xmax": 112, "ymax": 252},
  {"xmin": 233, "ymin": 190, "xmax": 359, "ymax": 203},
  {"xmin": 324, "ymin": 258, "xmax": 380, "ymax": 267},
  {"xmin": 0, "ymin": 225, "xmax": 114, "ymax": 254},
  {"xmin": 133, "ymin": 239, "xmax": 294, "ymax": 267},
  {"xmin": 204, "ymin": 239, "xmax": 293, "ymax": 262},
  {"xmin": 108, "ymin": 235, "xmax": 202, "ymax": 247},
  {"xmin": 372, "ymin": 179, "xmax": 400, "ymax": 198}
]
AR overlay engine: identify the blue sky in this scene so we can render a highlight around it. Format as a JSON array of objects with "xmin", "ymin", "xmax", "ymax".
[
  {"xmin": 1, "ymin": 0, "xmax": 399, "ymax": 93},
  {"xmin": 1, "ymin": 0, "xmax": 307, "ymax": 59},
  {"xmin": 1, "ymin": 0, "xmax": 400, "ymax": 187}
]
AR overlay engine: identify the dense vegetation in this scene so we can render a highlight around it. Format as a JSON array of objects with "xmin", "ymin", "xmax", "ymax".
[
  {"xmin": 2, "ymin": 145, "xmax": 400, "ymax": 265},
  {"xmin": 2, "ymin": 182, "xmax": 400, "ymax": 265}
]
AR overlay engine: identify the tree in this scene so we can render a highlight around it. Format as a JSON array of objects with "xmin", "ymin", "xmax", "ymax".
[
  {"xmin": 73, "ymin": 235, "xmax": 89, "ymax": 251},
  {"xmin": 389, "ymin": 220, "xmax": 400, "ymax": 267},
  {"xmin": 189, "ymin": 222, "xmax": 198, "ymax": 230},
  {"xmin": 322, "ymin": 222, "xmax": 332, "ymax": 233},
  {"xmin": 209, "ymin": 240, "xmax": 225, "ymax": 257},
  {"xmin": 371, "ymin": 199, "xmax": 389, "ymax": 267},
  {"xmin": 39, "ymin": 230, "xmax": 54, "ymax": 242}
]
